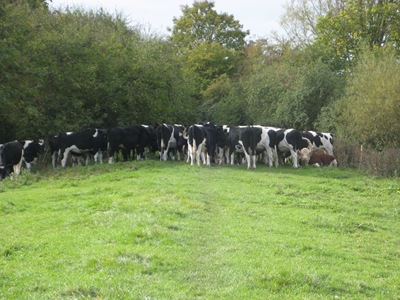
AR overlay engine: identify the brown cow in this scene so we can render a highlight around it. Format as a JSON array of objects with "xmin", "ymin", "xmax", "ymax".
[{"xmin": 308, "ymin": 151, "xmax": 338, "ymax": 167}]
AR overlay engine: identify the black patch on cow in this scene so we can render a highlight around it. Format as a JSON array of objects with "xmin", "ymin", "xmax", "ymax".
[
  {"xmin": 0, "ymin": 141, "xmax": 23, "ymax": 179},
  {"xmin": 23, "ymin": 140, "xmax": 44, "ymax": 163}
]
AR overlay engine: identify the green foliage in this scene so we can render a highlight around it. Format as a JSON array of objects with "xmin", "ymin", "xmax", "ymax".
[
  {"xmin": 184, "ymin": 41, "xmax": 239, "ymax": 90},
  {"xmin": 202, "ymin": 74, "xmax": 248, "ymax": 124},
  {"xmin": 1, "ymin": 0, "xmax": 399, "ymax": 157},
  {"xmin": 169, "ymin": 1, "xmax": 248, "ymax": 96},
  {"xmin": 242, "ymin": 48, "xmax": 344, "ymax": 128},
  {"xmin": 0, "ymin": 4, "xmax": 198, "ymax": 141},
  {"xmin": 335, "ymin": 47, "xmax": 400, "ymax": 149},
  {"xmin": 315, "ymin": 0, "xmax": 400, "ymax": 71},
  {"xmin": 169, "ymin": 0, "xmax": 248, "ymax": 52},
  {"xmin": 0, "ymin": 162, "xmax": 399, "ymax": 298}
]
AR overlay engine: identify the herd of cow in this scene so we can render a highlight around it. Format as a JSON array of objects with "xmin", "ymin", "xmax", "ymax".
[{"xmin": 0, "ymin": 123, "xmax": 337, "ymax": 180}]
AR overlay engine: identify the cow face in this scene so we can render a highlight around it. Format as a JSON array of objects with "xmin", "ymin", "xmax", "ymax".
[
  {"xmin": 297, "ymin": 137, "xmax": 313, "ymax": 166},
  {"xmin": 298, "ymin": 147, "xmax": 312, "ymax": 166},
  {"xmin": 23, "ymin": 140, "xmax": 45, "ymax": 164}
]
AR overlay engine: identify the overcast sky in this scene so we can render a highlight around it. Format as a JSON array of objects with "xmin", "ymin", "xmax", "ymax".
[{"xmin": 49, "ymin": 0, "xmax": 288, "ymax": 39}]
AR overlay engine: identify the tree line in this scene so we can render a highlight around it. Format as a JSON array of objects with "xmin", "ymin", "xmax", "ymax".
[{"xmin": 1, "ymin": 0, "xmax": 399, "ymax": 152}]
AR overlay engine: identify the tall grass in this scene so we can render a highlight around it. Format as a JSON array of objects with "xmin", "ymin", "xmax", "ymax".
[{"xmin": 1, "ymin": 161, "xmax": 399, "ymax": 299}]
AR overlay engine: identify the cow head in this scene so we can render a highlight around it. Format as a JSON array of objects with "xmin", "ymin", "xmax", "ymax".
[
  {"xmin": 23, "ymin": 139, "xmax": 45, "ymax": 165},
  {"xmin": 297, "ymin": 138, "xmax": 313, "ymax": 166}
]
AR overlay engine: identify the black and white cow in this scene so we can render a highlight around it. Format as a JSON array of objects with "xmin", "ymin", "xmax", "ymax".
[
  {"xmin": 155, "ymin": 124, "xmax": 186, "ymax": 161},
  {"xmin": 49, "ymin": 132, "xmax": 72, "ymax": 168},
  {"xmin": 137, "ymin": 125, "xmax": 159, "ymax": 160},
  {"xmin": 301, "ymin": 131, "xmax": 334, "ymax": 155},
  {"xmin": 22, "ymin": 140, "xmax": 45, "ymax": 169},
  {"xmin": 236, "ymin": 126, "xmax": 277, "ymax": 169},
  {"xmin": 57, "ymin": 128, "xmax": 107, "ymax": 167},
  {"xmin": 0, "ymin": 141, "xmax": 23, "ymax": 180},
  {"xmin": 0, "ymin": 140, "xmax": 44, "ymax": 180},
  {"xmin": 185, "ymin": 123, "xmax": 226, "ymax": 166},
  {"xmin": 107, "ymin": 125, "xmax": 159, "ymax": 163},
  {"xmin": 275, "ymin": 128, "xmax": 312, "ymax": 168},
  {"xmin": 220, "ymin": 125, "xmax": 242, "ymax": 165}
]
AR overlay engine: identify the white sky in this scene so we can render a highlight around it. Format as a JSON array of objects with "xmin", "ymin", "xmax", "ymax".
[{"xmin": 49, "ymin": 0, "xmax": 288, "ymax": 39}]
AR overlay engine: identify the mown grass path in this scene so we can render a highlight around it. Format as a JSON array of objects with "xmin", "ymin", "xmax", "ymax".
[{"xmin": 1, "ymin": 161, "xmax": 399, "ymax": 299}]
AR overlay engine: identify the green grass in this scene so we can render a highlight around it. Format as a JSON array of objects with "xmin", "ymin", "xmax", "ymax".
[{"xmin": 1, "ymin": 161, "xmax": 399, "ymax": 299}]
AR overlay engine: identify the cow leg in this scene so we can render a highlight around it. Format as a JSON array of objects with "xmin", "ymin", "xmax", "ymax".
[
  {"xmin": 0, "ymin": 167, "xmax": 6, "ymax": 181},
  {"xmin": 196, "ymin": 147, "xmax": 202, "ymax": 167},
  {"xmin": 61, "ymin": 148, "xmax": 70, "ymax": 167},
  {"xmin": 215, "ymin": 147, "xmax": 223, "ymax": 164},
  {"xmin": 273, "ymin": 149, "xmax": 279, "ymax": 167},
  {"xmin": 195, "ymin": 141, "xmax": 204, "ymax": 166},
  {"xmin": 243, "ymin": 150, "xmax": 251, "ymax": 169},
  {"xmin": 238, "ymin": 141, "xmax": 251, "ymax": 169},
  {"xmin": 51, "ymin": 151, "xmax": 58, "ymax": 169},
  {"xmin": 191, "ymin": 139, "xmax": 199, "ymax": 166},
  {"xmin": 171, "ymin": 148, "xmax": 176, "ymax": 161},
  {"xmin": 159, "ymin": 138, "xmax": 165, "ymax": 161},
  {"xmin": 199, "ymin": 139, "xmax": 207, "ymax": 166},
  {"xmin": 94, "ymin": 151, "xmax": 103, "ymax": 164},
  {"xmin": 252, "ymin": 154, "xmax": 257, "ymax": 169},
  {"xmin": 107, "ymin": 143, "xmax": 115, "ymax": 164},
  {"xmin": 122, "ymin": 149, "xmax": 129, "ymax": 161},
  {"xmin": 265, "ymin": 148, "xmax": 273, "ymax": 167},
  {"xmin": 163, "ymin": 150, "xmax": 167, "ymax": 161},
  {"xmin": 25, "ymin": 161, "xmax": 32, "ymax": 170},
  {"xmin": 12, "ymin": 159, "xmax": 23, "ymax": 180},
  {"xmin": 187, "ymin": 144, "xmax": 193, "ymax": 164},
  {"xmin": 161, "ymin": 146, "xmax": 169, "ymax": 161},
  {"xmin": 230, "ymin": 152, "xmax": 235, "ymax": 165},
  {"xmin": 163, "ymin": 150, "xmax": 168, "ymax": 161},
  {"xmin": 290, "ymin": 149, "xmax": 299, "ymax": 168},
  {"xmin": 223, "ymin": 147, "xmax": 230, "ymax": 164},
  {"xmin": 245, "ymin": 152, "xmax": 251, "ymax": 169}
]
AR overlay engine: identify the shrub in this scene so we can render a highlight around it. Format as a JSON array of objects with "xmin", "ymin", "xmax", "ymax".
[{"xmin": 334, "ymin": 138, "xmax": 400, "ymax": 177}]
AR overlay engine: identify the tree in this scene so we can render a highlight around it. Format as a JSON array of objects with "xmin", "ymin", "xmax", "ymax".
[
  {"xmin": 0, "ymin": 3, "xmax": 199, "ymax": 141},
  {"xmin": 241, "ymin": 46, "xmax": 344, "ymax": 129},
  {"xmin": 183, "ymin": 41, "xmax": 238, "ymax": 90},
  {"xmin": 335, "ymin": 47, "xmax": 400, "ymax": 149},
  {"xmin": 280, "ymin": 0, "xmax": 345, "ymax": 47},
  {"xmin": 201, "ymin": 74, "xmax": 248, "ymax": 124},
  {"xmin": 315, "ymin": 0, "xmax": 400, "ymax": 71},
  {"xmin": 169, "ymin": 0, "xmax": 249, "ymax": 101},
  {"xmin": 169, "ymin": 0, "xmax": 249, "ymax": 52}
]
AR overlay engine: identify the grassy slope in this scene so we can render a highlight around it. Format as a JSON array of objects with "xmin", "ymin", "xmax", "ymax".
[{"xmin": 0, "ymin": 161, "xmax": 399, "ymax": 299}]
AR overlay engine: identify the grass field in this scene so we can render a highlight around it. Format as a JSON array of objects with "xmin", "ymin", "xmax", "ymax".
[{"xmin": 1, "ymin": 161, "xmax": 399, "ymax": 299}]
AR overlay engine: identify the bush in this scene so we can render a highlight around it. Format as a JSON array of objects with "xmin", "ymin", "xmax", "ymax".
[
  {"xmin": 334, "ymin": 138, "xmax": 400, "ymax": 177},
  {"xmin": 335, "ymin": 48, "xmax": 400, "ymax": 149},
  {"xmin": 361, "ymin": 148, "xmax": 400, "ymax": 177}
]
